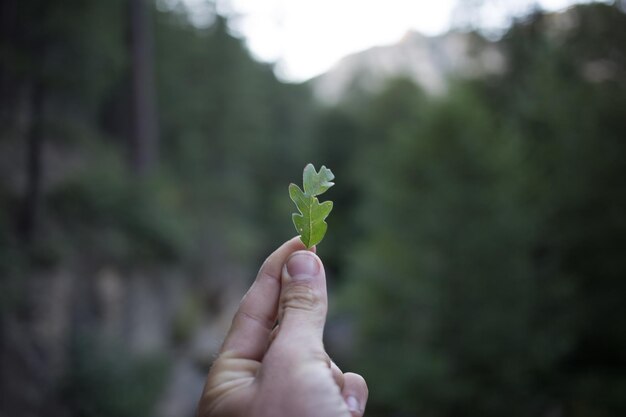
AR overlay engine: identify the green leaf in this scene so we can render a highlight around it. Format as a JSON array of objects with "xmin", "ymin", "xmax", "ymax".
[{"xmin": 289, "ymin": 164, "xmax": 335, "ymax": 248}]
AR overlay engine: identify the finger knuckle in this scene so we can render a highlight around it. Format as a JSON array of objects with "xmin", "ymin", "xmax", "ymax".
[{"xmin": 282, "ymin": 283, "xmax": 321, "ymax": 312}]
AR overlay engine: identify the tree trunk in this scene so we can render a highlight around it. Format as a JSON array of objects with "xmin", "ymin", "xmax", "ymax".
[
  {"xmin": 0, "ymin": 0, "xmax": 21, "ymax": 129},
  {"xmin": 17, "ymin": 0, "xmax": 47, "ymax": 244},
  {"xmin": 18, "ymin": 78, "xmax": 45, "ymax": 243},
  {"xmin": 128, "ymin": 0, "xmax": 159, "ymax": 175}
]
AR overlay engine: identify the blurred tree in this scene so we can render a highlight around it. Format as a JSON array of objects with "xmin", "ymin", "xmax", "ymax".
[
  {"xmin": 338, "ymin": 4, "xmax": 626, "ymax": 416},
  {"xmin": 340, "ymin": 79, "xmax": 539, "ymax": 417},
  {"xmin": 154, "ymin": 12, "xmax": 316, "ymax": 265},
  {"xmin": 491, "ymin": 5, "xmax": 626, "ymax": 413},
  {"xmin": 0, "ymin": 0, "xmax": 127, "ymax": 245},
  {"xmin": 129, "ymin": 0, "xmax": 159, "ymax": 175},
  {"xmin": 0, "ymin": 0, "xmax": 50, "ymax": 242}
]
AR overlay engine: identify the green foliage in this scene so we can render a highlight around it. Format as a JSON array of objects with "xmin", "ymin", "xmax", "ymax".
[
  {"xmin": 171, "ymin": 294, "xmax": 204, "ymax": 345},
  {"xmin": 289, "ymin": 164, "xmax": 335, "ymax": 248},
  {"xmin": 330, "ymin": 4, "xmax": 626, "ymax": 416},
  {"xmin": 154, "ymin": 13, "xmax": 315, "ymax": 262},
  {"xmin": 48, "ymin": 150, "xmax": 189, "ymax": 264},
  {"xmin": 62, "ymin": 336, "xmax": 169, "ymax": 417},
  {"xmin": 337, "ymin": 80, "xmax": 537, "ymax": 415}
]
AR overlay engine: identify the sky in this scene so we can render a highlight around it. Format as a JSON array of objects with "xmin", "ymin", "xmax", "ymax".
[{"xmin": 176, "ymin": 0, "xmax": 610, "ymax": 82}]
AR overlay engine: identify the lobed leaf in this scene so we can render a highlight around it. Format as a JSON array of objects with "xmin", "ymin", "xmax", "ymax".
[
  {"xmin": 289, "ymin": 164, "xmax": 335, "ymax": 248},
  {"xmin": 303, "ymin": 164, "xmax": 335, "ymax": 196}
]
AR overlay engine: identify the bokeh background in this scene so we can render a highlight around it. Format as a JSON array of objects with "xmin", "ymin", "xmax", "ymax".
[{"xmin": 1, "ymin": 1, "xmax": 626, "ymax": 416}]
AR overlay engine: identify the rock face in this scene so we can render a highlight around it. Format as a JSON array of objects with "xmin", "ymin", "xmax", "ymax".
[
  {"xmin": 0, "ymin": 259, "xmax": 248, "ymax": 417},
  {"xmin": 0, "ymin": 268, "xmax": 75, "ymax": 417},
  {"xmin": 310, "ymin": 30, "xmax": 505, "ymax": 104}
]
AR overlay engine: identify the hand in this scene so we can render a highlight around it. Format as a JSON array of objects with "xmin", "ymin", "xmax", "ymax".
[{"xmin": 197, "ymin": 237, "xmax": 368, "ymax": 417}]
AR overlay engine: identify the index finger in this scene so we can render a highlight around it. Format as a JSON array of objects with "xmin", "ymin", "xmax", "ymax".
[{"xmin": 220, "ymin": 237, "xmax": 312, "ymax": 360}]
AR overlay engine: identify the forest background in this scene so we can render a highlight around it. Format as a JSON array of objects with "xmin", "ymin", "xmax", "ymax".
[{"xmin": 1, "ymin": 1, "xmax": 625, "ymax": 416}]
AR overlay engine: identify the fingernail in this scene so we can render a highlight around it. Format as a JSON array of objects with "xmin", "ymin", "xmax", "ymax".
[
  {"xmin": 286, "ymin": 252, "xmax": 319, "ymax": 280},
  {"xmin": 346, "ymin": 396, "xmax": 360, "ymax": 412}
]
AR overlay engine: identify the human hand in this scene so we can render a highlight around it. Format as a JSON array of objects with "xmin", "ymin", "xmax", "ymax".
[{"xmin": 196, "ymin": 237, "xmax": 368, "ymax": 417}]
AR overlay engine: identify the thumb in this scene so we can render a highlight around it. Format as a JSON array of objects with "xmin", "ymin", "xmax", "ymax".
[{"xmin": 277, "ymin": 251, "xmax": 328, "ymax": 347}]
